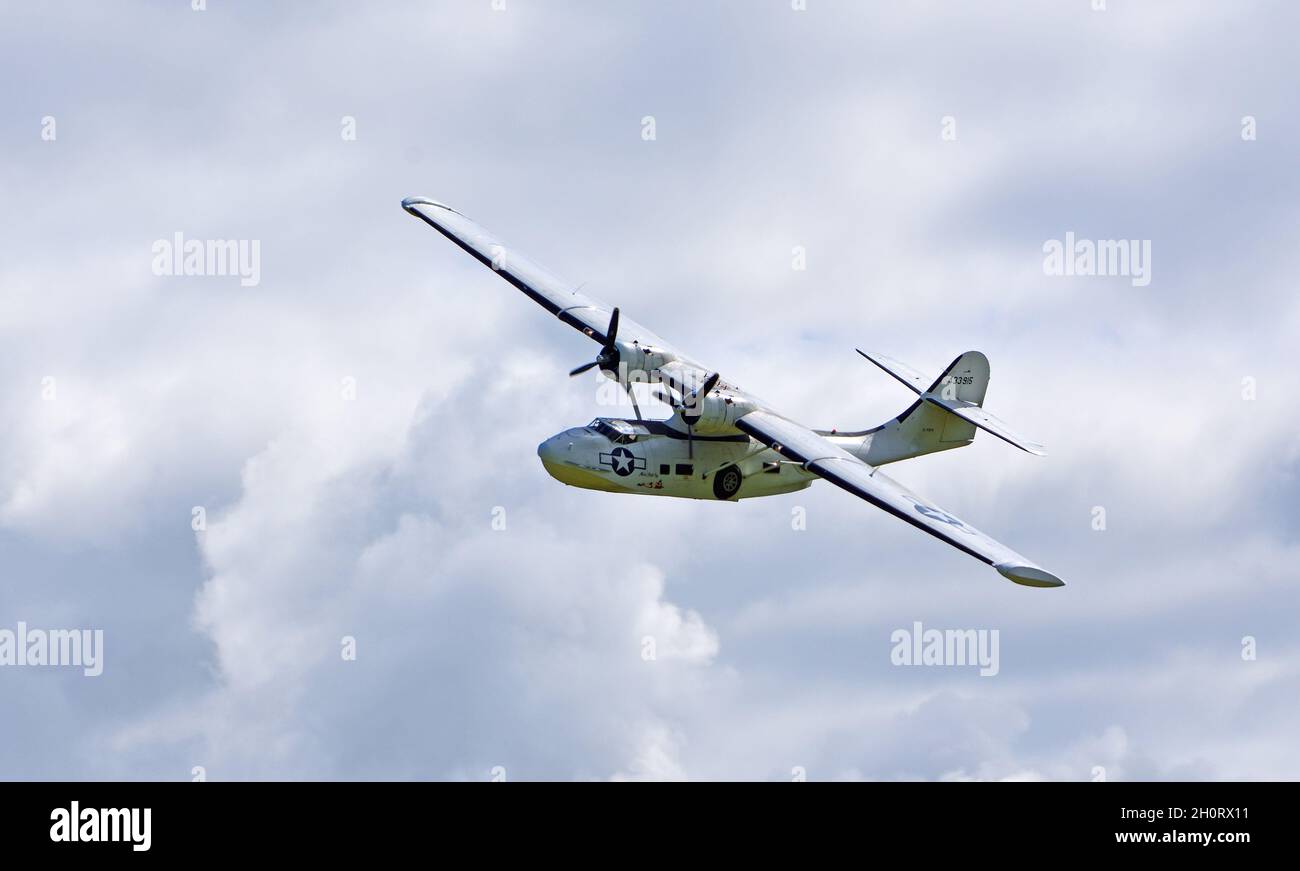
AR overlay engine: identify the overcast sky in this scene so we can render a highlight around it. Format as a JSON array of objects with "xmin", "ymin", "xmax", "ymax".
[{"xmin": 1, "ymin": 0, "xmax": 1297, "ymax": 780}]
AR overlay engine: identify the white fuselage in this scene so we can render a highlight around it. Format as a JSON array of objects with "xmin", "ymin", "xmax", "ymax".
[{"xmin": 538, "ymin": 417, "xmax": 837, "ymax": 501}]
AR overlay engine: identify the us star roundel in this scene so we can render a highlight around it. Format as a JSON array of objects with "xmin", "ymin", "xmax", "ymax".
[{"xmin": 599, "ymin": 446, "xmax": 646, "ymax": 477}]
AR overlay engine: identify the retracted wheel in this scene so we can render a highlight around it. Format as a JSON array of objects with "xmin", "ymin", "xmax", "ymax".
[{"xmin": 712, "ymin": 464, "xmax": 743, "ymax": 500}]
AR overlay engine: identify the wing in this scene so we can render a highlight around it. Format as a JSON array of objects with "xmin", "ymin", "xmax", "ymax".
[
  {"xmin": 402, "ymin": 197, "xmax": 695, "ymax": 364},
  {"xmin": 735, "ymin": 410, "xmax": 1063, "ymax": 587}
]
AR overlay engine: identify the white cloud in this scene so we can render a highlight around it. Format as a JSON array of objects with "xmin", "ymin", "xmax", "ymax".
[{"xmin": 2, "ymin": 0, "xmax": 1298, "ymax": 780}]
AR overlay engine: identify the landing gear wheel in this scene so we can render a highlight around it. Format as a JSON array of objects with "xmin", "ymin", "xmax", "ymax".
[{"xmin": 713, "ymin": 465, "xmax": 743, "ymax": 500}]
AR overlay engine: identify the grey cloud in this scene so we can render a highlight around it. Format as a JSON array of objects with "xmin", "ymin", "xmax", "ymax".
[{"xmin": 1, "ymin": 0, "xmax": 1297, "ymax": 780}]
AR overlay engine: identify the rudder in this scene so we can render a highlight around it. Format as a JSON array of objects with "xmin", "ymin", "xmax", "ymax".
[{"xmin": 926, "ymin": 351, "xmax": 989, "ymax": 406}]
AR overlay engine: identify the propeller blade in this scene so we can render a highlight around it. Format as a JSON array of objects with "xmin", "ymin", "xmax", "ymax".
[
  {"xmin": 650, "ymin": 387, "xmax": 677, "ymax": 407},
  {"xmin": 604, "ymin": 307, "xmax": 620, "ymax": 348},
  {"xmin": 570, "ymin": 307, "xmax": 622, "ymax": 378},
  {"xmin": 681, "ymin": 372, "xmax": 720, "ymax": 421},
  {"xmin": 697, "ymin": 372, "xmax": 720, "ymax": 399}
]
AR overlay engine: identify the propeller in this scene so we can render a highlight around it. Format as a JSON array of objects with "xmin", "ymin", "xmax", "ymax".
[
  {"xmin": 680, "ymin": 372, "xmax": 720, "ymax": 425},
  {"xmin": 654, "ymin": 372, "xmax": 720, "ymax": 458},
  {"xmin": 568, "ymin": 307, "xmax": 621, "ymax": 377},
  {"xmin": 568, "ymin": 307, "xmax": 642, "ymax": 419},
  {"xmin": 650, "ymin": 386, "xmax": 678, "ymax": 408}
]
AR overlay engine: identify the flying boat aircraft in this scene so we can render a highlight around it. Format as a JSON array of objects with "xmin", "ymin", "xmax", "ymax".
[{"xmin": 402, "ymin": 196, "xmax": 1063, "ymax": 588}]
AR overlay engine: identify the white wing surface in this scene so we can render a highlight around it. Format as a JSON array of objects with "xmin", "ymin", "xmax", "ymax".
[{"xmin": 735, "ymin": 411, "xmax": 1063, "ymax": 587}]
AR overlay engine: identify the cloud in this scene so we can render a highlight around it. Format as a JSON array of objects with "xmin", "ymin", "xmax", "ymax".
[
  {"xmin": 2, "ymin": 0, "xmax": 1298, "ymax": 780},
  {"xmin": 133, "ymin": 375, "xmax": 720, "ymax": 779}
]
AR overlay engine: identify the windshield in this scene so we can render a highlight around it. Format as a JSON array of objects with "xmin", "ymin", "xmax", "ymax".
[{"xmin": 587, "ymin": 418, "xmax": 637, "ymax": 444}]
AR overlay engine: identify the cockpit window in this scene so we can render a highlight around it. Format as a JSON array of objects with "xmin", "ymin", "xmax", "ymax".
[{"xmin": 587, "ymin": 418, "xmax": 637, "ymax": 444}]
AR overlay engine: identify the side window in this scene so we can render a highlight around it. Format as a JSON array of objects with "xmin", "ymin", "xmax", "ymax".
[
  {"xmin": 675, "ymin": 463, "xmax": 693, "ymax": 476},
  {"xmin": 659, "ymin": 464, "xmax": 670, "ymax": 475}
]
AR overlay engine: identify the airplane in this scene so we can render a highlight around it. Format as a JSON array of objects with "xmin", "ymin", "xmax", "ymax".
[{"xmin": 402, "ymin": 196, "xmax": 1064, "ymax": 588}]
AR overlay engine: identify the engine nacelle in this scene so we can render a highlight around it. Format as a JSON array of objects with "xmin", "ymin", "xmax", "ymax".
[
  {"xmin": 602, "ymin": 341, "xmax": 672, "ymax": 385},
  {"xmin": 681, "ymin": 391, "xmax": 755, "ymax": 435}
]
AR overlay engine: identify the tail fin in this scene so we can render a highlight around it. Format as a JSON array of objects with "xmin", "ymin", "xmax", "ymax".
[
  {"xmin": 853, "ymin": 350, "xmax": 1044, "ymax": 465},
  {"xmin": 858, "ymin": 349, "xmax": 989, "ymax": 403}
]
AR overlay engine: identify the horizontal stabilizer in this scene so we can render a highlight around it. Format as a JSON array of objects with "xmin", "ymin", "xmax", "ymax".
[
  {"xmin": 859, "ymin": 348, "xmax": 1045, "ymax": 457},
  {"xmin": 923, "ymin": 395, "xmax": 1046, "ymax": 456},
  {"xmin": 856, "ymin": 349, "xmax": 931, "ymax": 395}
]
